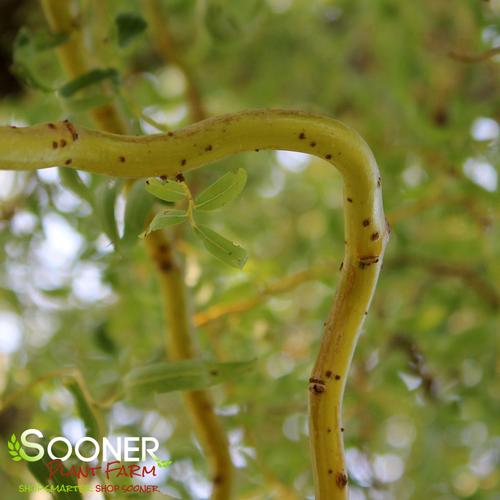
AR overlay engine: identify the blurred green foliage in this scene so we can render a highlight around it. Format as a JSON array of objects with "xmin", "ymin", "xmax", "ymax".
[{"xmin": 0, "ymin": 0, "xmax": 498, "ymax": 498}]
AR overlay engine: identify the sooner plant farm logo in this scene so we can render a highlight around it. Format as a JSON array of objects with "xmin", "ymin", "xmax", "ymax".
[{"xmin": 8, "ymin": 429, "xmax": 172, "ymax": 495}]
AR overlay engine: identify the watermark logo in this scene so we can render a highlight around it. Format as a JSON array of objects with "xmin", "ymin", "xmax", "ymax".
[{"xmin": 9, "ymin": 429, "xmax": 172, "ymax": 495}]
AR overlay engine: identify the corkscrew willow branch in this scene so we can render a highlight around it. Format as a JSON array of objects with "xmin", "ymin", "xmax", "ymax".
[{"xmin": 0, "ymin": 108, "xmax": 389, "ymax": 499}]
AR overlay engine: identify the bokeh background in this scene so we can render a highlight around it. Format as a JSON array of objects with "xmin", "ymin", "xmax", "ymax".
[{"xmin": 0, "ymin": 0, "xmax": 498, "ymax": 498}]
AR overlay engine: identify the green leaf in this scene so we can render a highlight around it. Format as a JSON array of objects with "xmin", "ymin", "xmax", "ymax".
[
  {"xmin": 95, "ymin": 181, "xmax": 120, "ymax": 250},
  {"xmin": 116, "ymin": 12, "xmax": 148, "ymax": 47},
  {"xmin": 145, "ymin": 178, "xmax": 186, "ymax": 202},
  {"xmin": 193, "ymin": 224, "xmax": 248, "ymax": 269},
  {"xmin": 125, "ymin": 358, "xmax": 256, "ymax": 397},
  {"xmin": 122, "ymin": 181, "xmax": 155, "ymax": 247},
  {"xmin": 65, "ymin": 379, "xmax": 102, "ymax": 441},
  {"xmin": 195, "ymin": 168, "xmax": 247, "ymax": 211},
  {"xmin": 58, "ymin": 168, "xmax": 93, "ymax": 205},
  {"xmin": 142, "ymin": 209, "xmax": 187, "ymax": 237},
  {"xmin": 59, "ymin": 68, "xmax": 119, "ymax": 98}
]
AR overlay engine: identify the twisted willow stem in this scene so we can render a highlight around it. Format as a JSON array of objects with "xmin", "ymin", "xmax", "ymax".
[{"xmin": 0, "ymin": 109, "xmax": 389, "ymax": 498}]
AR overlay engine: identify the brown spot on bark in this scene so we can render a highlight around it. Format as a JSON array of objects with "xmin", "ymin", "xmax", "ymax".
[
  {"xmin": 325, "ymin": 154, "xmax": 332, "ymax": 159},
  {"xmin": 363, "ymin": 219, "xmax": 370, "ymax": 227},
  {"xmin": 52, "ymin": 141, "xmax": 58, "ymax": 149},
  {"xmin": 309, "ymin": 377, "xmax": 323, "ymax": 384},
  {"xmin": 119, "ymin": 156, "xmax": 125, "ymax": 162},
  {"xmin": 160, "ymin": 175, "xmax": 167, "ymax": 181},
  {"xmin": 358, "ymin": 255, "xmax": 379, "ymax": 269},
  {"xmin": 359, "ymin": 256, "xmax": 379, "ymax": 269},
  {"xmin": 310, "ymin": 141, "xmax": 316, "ymax": 147},
  {"xmin": 336, "ymin": 472, "xmax": 348, "ymax": 488},
  {"xmin": 65, "ymin": 159, "xmax": 72, "ymax": 165},
  {"xmin": 334, "ymin": 375, "xmax": 341, "ymax": 380},
  {"xmin": 299, "ymin": 132, "xmax": 306, "ymax": 139},
  {"xmin": 371, "ymin": 232, "xmax": 379, "ymax": 241},
  {"xmin": 205, "ymin": 145, "xmax": 213, "ymax": 151},
  {"xmin": 255, "ymin": 148, "xmax": 260, "ymax": 152},
  {"xmin": 60, "ymin": 139, "xmax": 67, "ymax": 147},
  {"xmin": 310, "ymin": 383, "xmax": 325, "ymax": 394},
  {"xmin": 48, "ymin": 123, "xmax": 56, "ymax": 130},
  {"xmin": 176, "ymin": 173, "xmax": 185, "ymax": 182},
  {"xmin": 328, "ymin": 469, "xmax": 333, "ymax": 474},
  {"xmin": 341, "ymin": 427, "xmax": 345, "ymax": 432},
  {"xmin": 326, "ymin": 370, "xmax": 333, "ymax": 378},
  {"xmin": 377, "ymin": 177, "xmax": 381, "ymax": 187},
  {"xmin": 180, "ymin": 159, "xmax": 186, "ymax": 166},
  {"xmin": 63, "ymin": 120, "xmax": 78, "ymax": 141},
  {"xmin": 159, "ymin": 261, "xmax": 172, "ymax": 272},
  {"xmin": 309, "ymin": 378, "xmax": 326, "ymax": 394},
  {"xmin": 327, "ymin": 428, "xmax": 331, "ymax": 433},
  {"xmin": 213, "ymin": 475, "xmax": 224, "ymax": 485},
  {"xmin": 347, "ymin": 198, "xmax": 353, "ymax": 202},
  {"xmin": 210, "ymin": 370, "xmax": 219, "ymax": 376},
  {"xmin": 339, "ymin": 261, "xmax": 344, "ymax": 271},
  {"xmin": 167, "ymin": 131, "xmax": 174, "ymax": 137}
]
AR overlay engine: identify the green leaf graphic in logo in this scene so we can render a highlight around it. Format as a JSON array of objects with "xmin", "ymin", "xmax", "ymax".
[
  {"xmin": 7, "ymin": 434, "xmax": 37, "ymax": 462},
  {"xmin": 150, "ymin": 453, "xmax": 173, "ymax": 469}
]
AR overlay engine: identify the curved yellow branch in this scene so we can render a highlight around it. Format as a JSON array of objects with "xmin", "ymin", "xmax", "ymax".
[{"xmin": 0, "ymin": 108, "xmax": 389, "ymax": 498}]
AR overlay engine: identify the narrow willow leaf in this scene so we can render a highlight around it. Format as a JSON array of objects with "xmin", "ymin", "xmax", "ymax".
[
  {"xmin": 193, "ymin": 224, "xmax": 248, "ymax": 269},
  {"xmin": 122, "ymin": 181, "xmax": 155, "ymax": 247},
  {"xmin": 59, "ymin": 68, "xmax": 119, "ymax": 98},
  {"xmin": 116, "ymin": 12, "xmax": 148, "ymax": 47},
  {"xmin": 145, "ymin": 178, "xmax": 186, "ymax": 202},
  {"xmin": 65, "ymin": 379, "xmax": 102, "ymax": 441},
  {"xmin": 194, "ymin": 168, "xmax": 247, "ymax": 211},
  {"xmin": 27, "ymin": 440, "xmax": 83, "ymax": 499},
  {"xmin": 95, "ymin": 182, "xmax": 120, "ymax": 249},
  {"xmin": 143, "ymin": 209, "xmax": 187, "ymax": 237},
  {"xmin": 58, "ymin": 168, "xmax": 93, "ymax": 205},
  {"xmin": 125, "ymin": 359, "xmax": 256, "ymax": 397}
]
